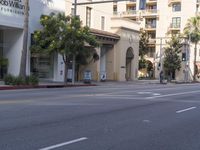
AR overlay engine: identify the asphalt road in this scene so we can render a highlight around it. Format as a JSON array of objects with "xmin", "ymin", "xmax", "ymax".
[{"xmin": 0, "ymin": 82, "xmax": 200, "ymax": 150}]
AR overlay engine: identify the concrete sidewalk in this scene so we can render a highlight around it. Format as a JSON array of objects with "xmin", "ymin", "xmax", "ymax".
[
  {"xmin": 95, "ymin": 80, "xmax": 160, "ymax": 86},
  {"xmin": 0, "ymin": 80, "xmax": 96, "ymax": 90},
  {"xmin": 0, "ymin": 79, "xmax": 161, "ymax": 87}
]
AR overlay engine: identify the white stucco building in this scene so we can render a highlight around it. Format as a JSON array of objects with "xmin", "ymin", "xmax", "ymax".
[
  {"xmin": 0, "ymin": 0, "xmax": 140, "ymax": 82},
  {"xmin": 113, "ymin": 0, "xmax": 200, "ymax": 81},
  {"xmin": 0, "ymin": 0, "xmax": 67, "ymax": 81},
  {"xmin": 65, "ymin": 0, "xmax": 140, "ymax": 81}
]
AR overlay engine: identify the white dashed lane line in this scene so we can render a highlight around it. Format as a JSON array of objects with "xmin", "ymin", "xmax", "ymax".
[
  {"xmin": 39, "ymin": 137, "xmax": 88, "ymax": 150},
  {"xmin": 176, "ymin": 107, "xmax": 197, "ymax": 114}
]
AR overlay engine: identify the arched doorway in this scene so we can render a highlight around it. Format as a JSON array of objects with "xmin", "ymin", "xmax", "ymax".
[{"xmin": 126, "ymin": 47, "xmax": 134, "ymax": 81}]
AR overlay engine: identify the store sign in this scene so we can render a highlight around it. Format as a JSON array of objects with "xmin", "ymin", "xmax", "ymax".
[{"xmin": 0, "ymin": 0, "xmax": 25, "ymax": 16}]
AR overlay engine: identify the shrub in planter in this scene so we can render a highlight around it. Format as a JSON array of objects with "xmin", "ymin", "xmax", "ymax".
[
  {"xmin": 4, "ymin": 74, "xmax": 14, "ymax": 85},
  {"xmin": 13, "ymin": 76, "xmax": 25, "ymax": 85},
  {"xmin": 4, "ymin": 75, "xmax": 38, "ymax": 86},
  {"xmin": 26, "ymin": 75, "xmax": 39, "ymax": 85},
  {"xmin": 25, "ymin": 76, "xmax": 30, "ymax": 85}
]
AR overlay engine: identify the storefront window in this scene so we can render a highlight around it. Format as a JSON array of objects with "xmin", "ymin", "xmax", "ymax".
[
  {"xmin": 31, "ymin": 53, "xmax": 54, "ymax": 79},
  {"xmin": 0, "ymin": 30, "xmax": 3, "ymax": 58},
  {"xmin": 0, "ymin": 30, "xmax": 6, "ymax": 79}
]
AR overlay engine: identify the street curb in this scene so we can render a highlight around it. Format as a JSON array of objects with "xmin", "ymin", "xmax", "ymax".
[{"xmin": 0, "ymin": 84, "xmax": 97, "ymax": 91}]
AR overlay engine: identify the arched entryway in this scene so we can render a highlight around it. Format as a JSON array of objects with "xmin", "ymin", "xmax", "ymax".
[
  {"xmin": 126, "ymin": 47, "xmax": 134, "ymax": 81},
  {"xmin": 146, "ymin": 60, "xmax": 154, "ymax": 78}
]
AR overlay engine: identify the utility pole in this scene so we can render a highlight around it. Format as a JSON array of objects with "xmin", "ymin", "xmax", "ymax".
[
  {"xmin": 183, "ymin": 38, "xmax": 188, "ymax": 82},
  {"xmin": 19, "ymin": 0, "xmax": 29, "ymax": 79},
  {"xmin": 71, "ymin": 0, "xmax": 77, "ymax": 84},
  {"xmin": 159, "ymin": 37, "xmax": 163, "ymax": 72}
]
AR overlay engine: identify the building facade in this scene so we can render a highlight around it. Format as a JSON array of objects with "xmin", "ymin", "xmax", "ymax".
[
  {"xmin": 0, "ymin": 0, "xmax": 140, "ymax": 82},
  {"xmin": 65, "ymin": 0, "xmax": 140, "ymax": 81},
  {"xmin": 114, "ymin": 0, "xmax": 200, "ymax": 81},
  {"xmin": 0, "ymin": 0, "xmax": 67, "ymax": 81}
]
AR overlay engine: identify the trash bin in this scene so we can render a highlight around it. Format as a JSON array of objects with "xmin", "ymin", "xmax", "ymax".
[{"xmin": 84, "ymin": 70, "xmax": 92, "ymax": 83}]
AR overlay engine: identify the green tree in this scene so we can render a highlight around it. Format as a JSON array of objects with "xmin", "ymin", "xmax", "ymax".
[
  {"xmin": 139, "ymin": 28, "xmax": 149, "ymax": 59},
  {"xmin": 163, "ymin": 35, "xmax": 183, "ymax": 81},
  {"xmin": 31, "ymin": 13, "xmax": 98, "ymax": 84},
  {"xmin": 184, "ymin": 16, "xmax": 200, "ymax": 81},
  {"xmin": 139, "ymin": 28, "xmax": 149, "ymax": 72},
  {"xmin": 19, "ymin": 0, "xmax": 29, "ymax": 79}
]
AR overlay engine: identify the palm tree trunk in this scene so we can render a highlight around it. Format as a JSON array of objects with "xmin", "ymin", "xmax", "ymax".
[
  {"xmin": 19, "ymin": 0, "xmax": 29, "ymax": 79},
  {"xmin": 193, "ymin": 43, "xmax": 197, "ymax": 81}
]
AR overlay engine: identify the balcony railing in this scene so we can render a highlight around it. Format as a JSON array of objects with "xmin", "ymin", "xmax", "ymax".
[
  {"xmin": 146, "ymin": 0, "xmax": 157, "ymax": 4},
  {"xmin": 170, "ymin": 23, "xmax": 181, "ymax": 28},
  {"xmin": 148, "ymin": 38, "xmax": 156, "ymax": 44},
  {"xmin": 145, "ymin": 24, "xmax": 156, "ymax": 29},
  {"xmin": 142, "ymin": 9, "xmax": 158, "ymax": 14},
  {"xmin": 113, "ymin": 10, "xmax": 137, "ymax": 16},
  {"xmin": 126, "ymin": 10, "xmax": 137, "ymax": 15},
  {"xmin": 168, "ymin": 23, "xmax": 181, "ymax": 31},
  {"xmin": 127, "ymin": 0, "xmax": 136, "ymax": 3}
]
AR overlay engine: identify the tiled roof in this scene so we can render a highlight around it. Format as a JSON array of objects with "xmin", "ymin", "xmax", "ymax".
[{"xmin": 90, "ymin": 28, "xmax": 120, "ymax": 40}]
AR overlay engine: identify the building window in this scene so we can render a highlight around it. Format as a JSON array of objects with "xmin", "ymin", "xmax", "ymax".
[
  {"xmin": 199, "ymin": 49, "xmax": 200, "ymax": 57},
  {"xmin": 86, "ymin": 7, "xmax": 92, "ymax": 27},
  {"xmin": 147, "ymin": 47, "xmax": 155, "ymax": 58},
  {"xmin": 31, "ymin": 53, "xmax": 54, "ymax": 79},
  {"xmin": 127, "ymin": 5, "xmax": 136, "ymax": 11},
  {"xmin": 101, "ymin": 16, "xmax": 105, "ymax": 30},
  {"xmin": 147, "ymin": 31, "xmax": 156, "ymax": 39},
  {"xmin": 139, "ymin": 0, "xmax": 146, "ymax": 10},
  {"xmin": 146, "ymin": 18, "xmax": 156, "ymax": 28},
  {"xmin": 0, "ymin": 30, "xmax": 3, "ymax": 58},
  {"xmin": 113, "ymin": 5, "xmax": 117, "ymax": 15},
  {"xmin": 147, "ymin": 5, "xmax": 157, "ymax": 10},
  {"xmin": 172, "ymin": 17, "xmax": 181, "ymax": 28},
  {"xmin": 71, "ymin": 8, "xmax": 75, "ymax": 15},
  {"xmin": 172, "ymin": 3, "xmax": 181, "ymax": 12}
]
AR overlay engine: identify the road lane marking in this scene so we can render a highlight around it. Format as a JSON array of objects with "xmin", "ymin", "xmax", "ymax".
[
  {"xmin": 39, "ymin": 137, "xmax": 88, "ymax": 150},
  {"xmin": 138, "ymin": 92, "xmax": 152, "ymax": 94},
  {"xmin": 143, "ymin": 120, "xmax": 151, "ymax": 123},
  {"xmin": 176, "ymin": 107, "xmax": 196, "ymax": 113},
  {"xmin": 0, "ymin": 100, "xmax": 32, "ymax": 104},
  {"xmin": 153, "ymin": 93, "xmax": 161, "ymax": 96},
  {"xmin": 146, "ymin": 90, "xmax": 200, "ymax": 99},
  {"xmin": 138, "ymin": 92, "xmax": 161, "ymax": 96}
]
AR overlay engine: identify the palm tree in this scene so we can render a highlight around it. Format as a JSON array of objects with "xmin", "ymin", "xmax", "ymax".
[
  {"xmin": 184, "ymin": 16, "xmax": 200, "ymax": 81},
  {"xmin": 19, "ymin": 0, "xmax": 29, "ymax": 79}
]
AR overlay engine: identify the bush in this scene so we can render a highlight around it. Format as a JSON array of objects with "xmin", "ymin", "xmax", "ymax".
[
  {"xmin": 13, "ymin": 76, "xmax": 25, "ymax": 85},
  {"xmin": 4, "ymin": 74, "xmax": 14, "ymax": 85},
  {"xmin": 4, "ymin": 75, "xmax": 39, "ymax": 86},
  {"xmin": 26, "ymin": 75, "xmax": 39, "ymax": 85}
]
